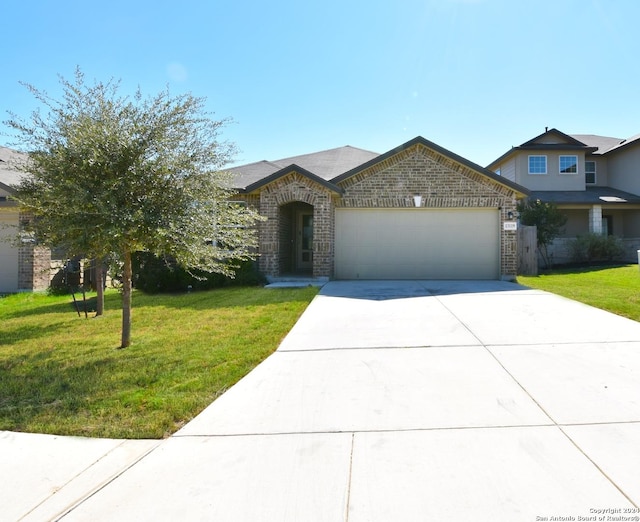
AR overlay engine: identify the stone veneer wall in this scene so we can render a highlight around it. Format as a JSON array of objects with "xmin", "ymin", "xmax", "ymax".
[{"xmin": 335, "ymin": 144, "xmax": 519, "ymax": 279}]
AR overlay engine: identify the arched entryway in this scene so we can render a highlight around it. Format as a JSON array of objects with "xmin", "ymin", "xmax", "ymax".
[{"xmin": 278, "ymin": 202, "xmax": 314, "ymax": 276}]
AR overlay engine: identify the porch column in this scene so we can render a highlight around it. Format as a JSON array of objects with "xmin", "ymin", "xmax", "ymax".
[{"xmin": 589, "ymin": 205, "xmax": 603, "ymax": 235}]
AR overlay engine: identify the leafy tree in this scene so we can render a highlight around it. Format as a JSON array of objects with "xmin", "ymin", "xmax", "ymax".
[
  {"xmin": 5, "ymin": 69, "xmax": 262, "ymax": 348},
  {"xmin": 516, "ymin": 198, "xmax": 567, "ymax": 268}
]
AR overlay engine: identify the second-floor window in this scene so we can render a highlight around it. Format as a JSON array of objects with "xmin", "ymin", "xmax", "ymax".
[
  {"xmin": 585, "ymin": 161, "xmax": 596, "ymax": 184},
  {"xmin": 560, "ymin": 155, "xmax": 578, "ymax": 174},
  {"xmin": 528, "ymin": 155, "xmax": 547, "ymax": 175}
]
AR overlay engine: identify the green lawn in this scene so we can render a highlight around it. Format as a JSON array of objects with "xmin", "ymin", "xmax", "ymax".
[
  {"xmin": 518, "ymin": 264, "xmax": 640, "ymax": 322},
  {"xmin": 0, "ymin": 286, "xmax": 318, "ymax": 439}
]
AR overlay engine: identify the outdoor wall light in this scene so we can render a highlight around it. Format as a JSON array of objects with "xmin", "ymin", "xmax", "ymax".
[
  {"xmin": 413, "ymin": 194, "xmax": 422, "ymax": 207},
  {"xmin": 507, "ymin": 211, "xmax": 514, "ymax": 219}
]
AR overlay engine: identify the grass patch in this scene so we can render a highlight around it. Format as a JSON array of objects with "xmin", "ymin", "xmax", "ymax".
[
  {"xmin": 0, "ymin": 286, "xmax": 318, "ymax": 439},
  {"xmin": 518, "ymin": 264, "xmax": 640, "ymax": 322}
]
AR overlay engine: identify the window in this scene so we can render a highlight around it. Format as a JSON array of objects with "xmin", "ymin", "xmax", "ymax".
[
  {"xmin": 585, "ymin": 161, "xmax": 596, "ymax": 184},
  {"xmin": 528, "ymin": 155, "xmax": 547, "ymax": 174},
  {"xmin": 495, "ymin": 168, "xmax": 501, "ymax": 176},
  {"xmin": 559, "ymin": 155, "xmax": 578, "ymax": 174}
]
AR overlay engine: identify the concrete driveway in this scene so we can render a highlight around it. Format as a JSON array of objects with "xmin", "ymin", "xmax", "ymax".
[{"xmin": 3, "ymin": 280, "xmax": 640, "ymax": 521}]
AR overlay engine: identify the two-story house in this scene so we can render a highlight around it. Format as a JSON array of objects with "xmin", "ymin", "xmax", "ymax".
[{"xmin": 487, "ymin": 128, "xmax": 640, "ymax": 264}]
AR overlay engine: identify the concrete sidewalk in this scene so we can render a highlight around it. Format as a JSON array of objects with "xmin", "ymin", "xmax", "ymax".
[{"xmin": 3, "ymin": 280, "xmax": 640, "ymax": 521}]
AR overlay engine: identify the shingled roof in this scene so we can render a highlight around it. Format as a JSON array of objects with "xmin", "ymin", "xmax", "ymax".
[
  {"xmin": 227, "ymin": 145, "xmax": 379, "ymax": 190},
  {"xmin": 569, "ymin": 134, "xmax": 623, "ymax": 154},
  {"xmin": 0, "ymin": 146, "xmax": 27, "ymax": 193},
  {"xmin": 530, "ymin": 186, "xmax": 640, "ymax": 205}
]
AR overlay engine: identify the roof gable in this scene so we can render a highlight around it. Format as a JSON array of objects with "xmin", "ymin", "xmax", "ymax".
[
  {"xmin": 521, "ymin": 128, "xmax": 588, "ymax": 148},
  {"xmin": 242, "ymin": 164, "xmax": 342, "ymax": 194},
  {"xmin": 333, "ymin": 136, "xmax": 528, "ymax": 197},
  {"xmin": 487, "ymin": 128, "xmax": 598, "ymax": 170}
]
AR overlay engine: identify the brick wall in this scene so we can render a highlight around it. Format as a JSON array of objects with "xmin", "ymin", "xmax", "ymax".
[
  {"xmin": 336, "ymin": 144, "xmax": 519, "ymax": 279},
  {"xmin": 18, "ymin": 243, "xmax": 51, "ymax": 291},
  {"xmin": 244, "ymin": 144, "xmax": 521, "ymax": 280},
  {"xmin": 253, "ymin": 171, "xmax": 335, "ymax": 277}
]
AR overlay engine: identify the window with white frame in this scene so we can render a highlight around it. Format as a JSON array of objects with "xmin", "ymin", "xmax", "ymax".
[
  {"xmin": 528, "ymin": 155, "xmax": 547, "ymax": 174},
  {"xmin": 585, "ymin": 161, "xmax": 596, "ymax": 184},
  {"xmin": 559, "ymin": 155, "xmax": 578, "ymax": 174}
]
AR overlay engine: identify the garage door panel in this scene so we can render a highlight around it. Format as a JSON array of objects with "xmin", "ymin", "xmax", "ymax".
[{"xmin": 335, "ymin": 209, "xmax": 499, "ymax": 280}]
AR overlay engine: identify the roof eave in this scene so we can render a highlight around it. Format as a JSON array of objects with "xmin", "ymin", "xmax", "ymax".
[
  {"xmin": 334, "ymin": 136, "xmax": 529, "ymax": 198},
  {"xmin": 602, "ymin": 136, "xmax": 640, "ymax": 156},
  {"xmin": 521, "ymin": 128, "xmax": 589, "ymax": 147},
  {"xmin": 240, "ymin": 164, "xmax": 343, "ymax": 194},
  {"xmin": 0, "ymin": 180, "xmax": 17, "ymax": 195},
  {"xmin": 517, "ymin": 144, "xmax": 597, "ymax": 152}
]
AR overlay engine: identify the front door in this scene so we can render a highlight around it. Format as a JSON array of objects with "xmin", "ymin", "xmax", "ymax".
[{"xmin": 297, "ymin": 212, "xmax": 313, "ymax": 273}]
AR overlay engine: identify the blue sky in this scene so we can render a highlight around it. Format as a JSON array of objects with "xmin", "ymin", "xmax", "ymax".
[{"xmin": 2, "ymin": 0, "xmax": 639, "ymax": 168}]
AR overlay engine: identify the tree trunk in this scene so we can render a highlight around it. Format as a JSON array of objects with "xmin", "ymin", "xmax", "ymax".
[
  {"xmin": 95, "ymin": 259, "xmax": 104, "ymax": 317},
  {"xmin": 120, "ymin": 250, "xmax": 132, "ymax": 348}
]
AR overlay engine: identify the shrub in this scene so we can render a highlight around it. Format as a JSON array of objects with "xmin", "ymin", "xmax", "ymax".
[
  {"xmin": 48, "ymin": 269, "xmax": 72, "ymax": 295},
  {"xmin": 132, "ymin": 253, "xmax": 266, "ymax": 294},
  {"xmin": 517, "ymin": 199, "xmax": 567, "ymax": 268},
  {"xmin": 568, "ymin": 234, "xmax": 625, "ymax": 264},
  {"xmin": 47, "ymin": 258, "xmax": 83, "ymax": 295}
]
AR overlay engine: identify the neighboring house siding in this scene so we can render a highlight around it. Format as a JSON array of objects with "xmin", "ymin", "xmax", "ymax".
[
  {"xmin": 587, "ymin": 156, "xmax": 608, "ymax": 187},
  {"xmin": 607, "ymin": 144, "xmax": 640, "ymax": 195},
  {"xmin": 622, "ymin": 210, "xmax": 640, "ymax": 236},
  {"xmin": 517, "ymin": 151, "xmax": 586, "ymax": 191},
  {"xmin": 501, "ymin": 158, "xmax": 516, "ymax": 182},
  {"xmin": 559, "ymin": 209, "xmax": 589, "ymax": 237}
]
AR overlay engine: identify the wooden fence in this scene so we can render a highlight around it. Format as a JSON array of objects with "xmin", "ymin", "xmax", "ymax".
[{"xmin": 517, "ymin": 225, "xmax": 537, "ymax": 276}]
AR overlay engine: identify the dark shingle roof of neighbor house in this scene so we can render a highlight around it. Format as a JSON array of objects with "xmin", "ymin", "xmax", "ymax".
[
  {"xmin": 598, "ymin": 133, "xmax": 640, "ymax": 155},
  {"xmin": 569, "ymin": 134, "xmax": 623, "ymax": 154},
  {"xmin": 530, "ymin": 186, "xmax": 640, "ymax": 205}
]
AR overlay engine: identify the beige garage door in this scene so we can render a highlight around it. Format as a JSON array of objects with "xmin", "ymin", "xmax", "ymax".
[{"xmin": 335, "ymin": 208, "xmax": 500, "ymax": 280}]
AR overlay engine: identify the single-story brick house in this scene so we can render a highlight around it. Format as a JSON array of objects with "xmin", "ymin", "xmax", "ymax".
[
  {"xmin": 0, "ymin": 136, "xmax": 530, "ymax": 292},
  {"xmin": 229, "ymin": 136, "xmax": 529, "ymax": 281}
]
